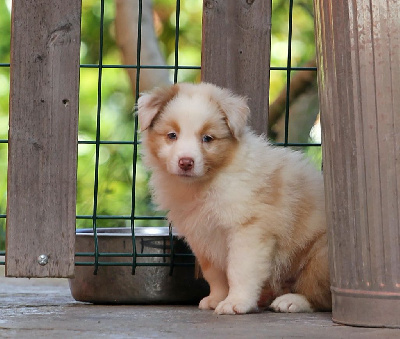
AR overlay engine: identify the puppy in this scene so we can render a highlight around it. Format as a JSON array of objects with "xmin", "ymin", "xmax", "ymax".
[{"xmin": 138, "ymin": 83, "xmax": 331, "ymax": 315}]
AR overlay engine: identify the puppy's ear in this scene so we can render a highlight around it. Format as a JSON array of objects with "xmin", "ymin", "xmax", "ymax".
[
  {"xmin": 213, "ymin": 87, "xmax": 250, "ymax": 139},
  {"xmin": 137, "ymin": 85, "xmax": 179, "ymax": 132}
]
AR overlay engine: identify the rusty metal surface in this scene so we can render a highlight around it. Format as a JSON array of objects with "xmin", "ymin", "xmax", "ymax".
[{"xmin": 314, "ymin": 0, "xmax": 400, "ymax": 328}]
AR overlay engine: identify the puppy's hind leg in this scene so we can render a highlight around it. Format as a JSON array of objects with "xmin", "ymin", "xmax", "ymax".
[
  {"xmin": 271, "ymin": 234, "xmax": 332, "ymax": 313},
  {"xmin": 292, "ymin": 233, "xmax": 331, "ymax": 311},
  {"xmin": 215, "ymin": 227, "xmax": 276, "ymax": 315},
  {"xmin": 270, "ymin": 293, "xmax": 313, "ymax": 312}
]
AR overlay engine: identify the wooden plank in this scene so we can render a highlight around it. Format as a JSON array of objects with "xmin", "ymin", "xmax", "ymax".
[
  {"xmin": 201, "ymin": 0, "xmax": 271, "ymax": 135},
  {"xmin": 6, "ymin": 0, "xmax": 81, "ymax": 277}
]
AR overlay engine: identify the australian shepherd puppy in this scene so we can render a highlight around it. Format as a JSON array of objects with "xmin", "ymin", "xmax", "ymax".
[{"xmin": 138, "ymin": 83, "xmax": 331, "ymax": 315}]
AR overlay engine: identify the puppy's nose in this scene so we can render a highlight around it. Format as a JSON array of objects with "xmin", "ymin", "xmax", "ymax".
[{"xmin": 178, "ymin": 157, "xmax": 194, "ymax": 171}]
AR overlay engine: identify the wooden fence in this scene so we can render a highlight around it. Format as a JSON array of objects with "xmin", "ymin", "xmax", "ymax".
[
  {"xmin": 5, "ymin": 0, "xmax": 271, "ymax": 277},
  {"xmin": 7, "ymin": 0, "xmax": 81, "ymax": 277}
]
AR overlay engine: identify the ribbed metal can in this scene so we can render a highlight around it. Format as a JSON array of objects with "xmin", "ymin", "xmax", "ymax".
[{"xmin": 314, "ymin": 0, "xmax": 400, "ymax": 328}]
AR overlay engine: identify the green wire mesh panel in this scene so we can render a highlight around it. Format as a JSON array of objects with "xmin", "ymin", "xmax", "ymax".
[
  {"xmin": 74, "ymin": 0, "xmax": 200, "ymax": 272},
  {"xmin": 0, "ymin": 0, "xmax": 320, "ymax": 268},
  {"xmin": 0, "ymin": 0, "xmax": 10, "ymax": 265}
]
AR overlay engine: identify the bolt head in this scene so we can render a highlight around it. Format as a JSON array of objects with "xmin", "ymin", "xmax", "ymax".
[{"xmin": 38, "ymin": 254, "xmax": 49, "ymax": 266}]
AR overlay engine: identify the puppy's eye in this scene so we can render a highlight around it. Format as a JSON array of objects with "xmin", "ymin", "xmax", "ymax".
[
  {"xmin": 167, "ymin": 132, "xmax": 177, "ymax": 140},
  {"xmin": 202, "ymin": 135, "xmax": 214, "ymax": 143}
]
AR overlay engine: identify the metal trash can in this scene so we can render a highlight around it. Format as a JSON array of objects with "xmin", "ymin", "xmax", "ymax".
[{"xmin": 314, "ymin": 0, "xmax": 400, "ymax": 328}]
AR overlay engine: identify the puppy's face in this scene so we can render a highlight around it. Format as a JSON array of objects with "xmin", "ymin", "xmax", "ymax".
[{"xmin": 138, "ymin": 83, "xmax": 250, "ymax": 181}]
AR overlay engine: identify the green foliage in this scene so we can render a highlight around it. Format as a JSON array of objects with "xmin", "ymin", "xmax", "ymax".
[
  {"xmin": 75, "ymin": 0, "xmax": 203, "ymax": 230},
  {"xmin": 0, "ymin": 0, "xmax": 319, "ymax": 251},
  {"xmin": 0, "ymin": 0, "xmax": 10, "ymax": 251},
  {"xmin": 270, "ymin": 0, "xmax": 316, "ymax": 100}
]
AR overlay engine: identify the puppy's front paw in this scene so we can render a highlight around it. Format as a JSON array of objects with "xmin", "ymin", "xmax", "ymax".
[
  {"xmin": 199, "ymin": 295, "xmax": 224, "ymax": 310},
  {"xmin": 270, "ymin": 293, "xmax": 313, "ymax": 313},
  {"xmin": 214, "ymin": 297, "xmax": 258, "ymax": 315}
]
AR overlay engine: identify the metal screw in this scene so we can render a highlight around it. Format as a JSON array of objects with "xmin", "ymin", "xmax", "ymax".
[{"xmin": 38, "ymin": 254, "xmax": 49, "ymax": 266}]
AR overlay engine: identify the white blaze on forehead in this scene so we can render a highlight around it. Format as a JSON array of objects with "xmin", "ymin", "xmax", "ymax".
[{"xmin": 164, "ymin": 94, "xmax": 220, "ymax": 134}]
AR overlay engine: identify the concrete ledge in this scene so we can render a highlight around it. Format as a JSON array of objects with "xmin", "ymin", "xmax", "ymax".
[{"xmin": 1, "ymin": 263, "xmax": 399, "ymax": 338}]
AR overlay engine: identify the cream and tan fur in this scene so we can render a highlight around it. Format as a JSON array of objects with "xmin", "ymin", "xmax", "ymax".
[{"xmin": 138, "ymin": 83, "xmax": 331, "ymax": 315}]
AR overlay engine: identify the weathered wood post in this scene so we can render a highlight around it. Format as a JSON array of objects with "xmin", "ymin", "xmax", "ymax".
[
  {"xmin": 201, "ymin": 0, "xmax": 271, "ymax": 135},
  {"xmin": 7, "ymin": 0, "xmax": 81, "ymax": 277},
  {"xmin": 314, "ymin": 0, "xmax": 400, "ymax": 327}
]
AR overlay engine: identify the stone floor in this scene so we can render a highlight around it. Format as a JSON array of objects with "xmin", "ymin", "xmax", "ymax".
[{"xmin": 0, "ymin": 264, "xmax": 399, "ymax": 338}]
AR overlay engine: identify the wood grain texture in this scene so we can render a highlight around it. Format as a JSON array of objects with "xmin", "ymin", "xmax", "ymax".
[
  {"xmin": 6, "ymin": 0, "xmax": 81, "ymax": 277},
  {"xmin": 201, "ymin": 0, "xmax": 271, "ymax": 135},
  {"xmin": 314, "ymin": 0, "xmax": 400, "ymax": 327}
]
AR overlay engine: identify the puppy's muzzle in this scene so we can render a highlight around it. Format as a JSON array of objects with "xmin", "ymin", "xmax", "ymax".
[{"xmin": 178, "ymin": 157, "xmax": 194, "ymax": 172}]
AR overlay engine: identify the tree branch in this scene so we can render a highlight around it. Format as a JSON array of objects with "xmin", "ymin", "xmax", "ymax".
[
  {"xmin": 114, "ymin": 0, "xmax": 170, "ymax": 96},
  {"xmin": 269, "ymin": 59, "xmax": 318, "ymax": 142}
]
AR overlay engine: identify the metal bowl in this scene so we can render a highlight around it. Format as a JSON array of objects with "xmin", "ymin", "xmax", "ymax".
[{"xmin": 68, "ymin": 227, "xmax": 209, "ymax": 304}]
